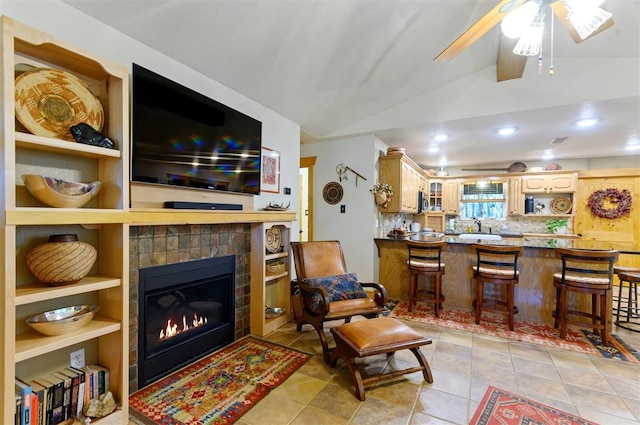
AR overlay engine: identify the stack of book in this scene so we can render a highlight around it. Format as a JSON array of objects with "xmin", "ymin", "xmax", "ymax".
[{"xmin": 15, "ymin": 364, "xmax": 110, "ymax": 425}]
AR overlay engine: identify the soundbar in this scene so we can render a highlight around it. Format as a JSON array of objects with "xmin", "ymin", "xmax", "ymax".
[{"xmin": 163, "ymin": 201, "xmax": 243, "ymax": 211}]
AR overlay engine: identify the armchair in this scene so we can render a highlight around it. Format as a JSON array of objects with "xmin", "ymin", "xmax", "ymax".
[{"xmin": 290, "ymin": 241, "xmax": 387, "ymax": 363}]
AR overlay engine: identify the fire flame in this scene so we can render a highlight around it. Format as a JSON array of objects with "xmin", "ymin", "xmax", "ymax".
[{"xmin": 159, "ymin": 314, "xmax": 208, "ymax": 340}]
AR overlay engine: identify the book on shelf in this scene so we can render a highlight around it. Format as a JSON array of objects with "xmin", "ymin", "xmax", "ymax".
[
  {"xmin": 64, "ymin": 367, "xmax": 85, "ymax": 417},
  {"xmin": 34, "ymin": 374, "xmax": 64, "ymax": 425},
  {"xmin": 82, "ymin": 364, "xmax": 110, "ymax": 398},
  {"xmin": 56, "ymin": 368, "xmax": 81, "ymax": 420},
  {"xmin": 26, "ymin": 380, "xmax": 46, "ymax": 425},
  {"xmin": 14, "ymin": 378, "xmax": 31, "ymax": 425},
  {"xmin": 51, "ymin": 372, "xmax": 71, "ymax": 422},
  {"xmin": 29, "ymin": 390, "xmax": 39, "ymax": 425},
  {"xmin": 68, "ymin": 366, "xmax": 89, "ymax": 411}
]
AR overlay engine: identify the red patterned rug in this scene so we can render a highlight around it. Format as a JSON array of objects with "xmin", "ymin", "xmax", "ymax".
[
  {"xmin": 470, "ymin": 386, "xmax": 598, "ymax": 425},
  {"xmin": 389, "ymin": 301, "xmax": 639, "ymax": 362},
  {"xmin": 129, "ymin": 336, "xmax": 311, "ymax": 424}
]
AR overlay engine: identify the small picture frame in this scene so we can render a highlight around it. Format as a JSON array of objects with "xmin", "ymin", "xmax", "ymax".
[{"xmin": 261, "ymin": 146, "xmax": 280, "ymax": 193}]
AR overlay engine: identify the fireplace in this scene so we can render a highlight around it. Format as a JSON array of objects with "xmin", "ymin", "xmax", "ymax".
[{"xmin": 138, "ymin": 255, "xmax": 235, "ymax": 386}]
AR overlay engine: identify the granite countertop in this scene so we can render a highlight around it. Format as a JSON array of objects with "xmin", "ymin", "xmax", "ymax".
[{"xmin": 375, "ymin": 232, "xmax": 640, "ymax": 253}]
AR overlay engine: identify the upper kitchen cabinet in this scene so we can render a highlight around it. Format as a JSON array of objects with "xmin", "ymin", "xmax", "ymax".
[
  {"xmin": 521, "ymin": 172, "xmax": 577, "ymax": 194},
  {"xmin": 443, "ymin": 179, "xmax": 460, "ymax": 215},
  {"xmin": 379, "ymin": 154, "xmax": 426, "ymax": 213},
  {"xmin": 508, "ymin": 177, "xmax": 524, "ymax": 216}
]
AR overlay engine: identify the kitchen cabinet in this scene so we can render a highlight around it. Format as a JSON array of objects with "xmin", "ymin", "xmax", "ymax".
[
  {"xmin": 508, "ymin": 177, "xmax": 524, "ymax": 215},
  {"xmin": 428, "ymin": 180, "xmax": 443, "ymax": 212},
  {"xmin": 443, "ymin": 179, "xmax": 460, "ymax": 215},
  {"xmin": 250, "ymin": 222, "xmax": 292, "ymax": 336},
  {"xmin": 1, "ymin": 17, "xmax": 129, "ymax": 423},
  {"xmin": 521, "ymin": 173, "xmax": 577, "ymax": 194},
  {"xmin": 379, "ymin": 154, "xmax": 426, "ymax": 213}
]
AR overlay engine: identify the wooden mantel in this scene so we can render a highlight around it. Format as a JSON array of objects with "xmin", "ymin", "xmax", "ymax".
[{"xmin": 5, "ymin": 208, "xmax": 296, "ymax": 226}]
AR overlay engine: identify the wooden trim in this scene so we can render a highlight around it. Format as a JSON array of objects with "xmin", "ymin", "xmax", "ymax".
[
  {"xmin": 578, "ymin": 168, "xmax": 640, "ymax": 179},
  {"xmin": 300, "ymin": 156, "xmax": 316, "ymax": 168}
]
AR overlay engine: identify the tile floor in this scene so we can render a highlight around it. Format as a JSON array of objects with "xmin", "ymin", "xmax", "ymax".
[{"xmin": 237, "ymin": 318, "xmax": 640, "ymax": 425}]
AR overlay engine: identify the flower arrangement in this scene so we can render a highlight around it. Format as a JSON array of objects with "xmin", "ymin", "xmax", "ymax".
[
  {"xmin": 587, "ymin": 188, "xmax": 632, "ymax": 219},
  {"xmin": 546, "ymin": 218, "xmax": 569, "ymax": 234},
  {"xmin": 371, "ymin": 182, "xmax": 393, "ymax": 210}
]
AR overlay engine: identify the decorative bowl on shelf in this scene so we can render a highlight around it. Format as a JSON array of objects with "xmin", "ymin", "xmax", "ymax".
[
  {"xmin": 22, "ymin": 174, "xmax": 102, "ymax": 208},
  {"xmin": 265, "ymin": 306, "xmax": 285, "ymax": 319},
  {"xmin": 26, "ymin": 305, "xmax": 99, "ymax": 336},
  {"xmin": 26, "ymin": 234, "xmax": 97, "ymax": 286}
]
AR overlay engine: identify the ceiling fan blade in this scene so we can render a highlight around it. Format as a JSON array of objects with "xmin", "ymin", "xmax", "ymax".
[
  {"xmin": 434, "ymin": 0, "xmax": 526, "ymax": 61},
  {"xmin": 496, "ymin": 33, "xmax": 527, "ymax": 81},
  {"xmin": 550, "ymin": 2, "xmax": 615, "ymax": 44}
]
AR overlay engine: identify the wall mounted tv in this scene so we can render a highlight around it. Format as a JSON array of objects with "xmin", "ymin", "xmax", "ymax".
[{"xmin": 131, "ymin": 63, "xmax": 262, "ymax": 195}]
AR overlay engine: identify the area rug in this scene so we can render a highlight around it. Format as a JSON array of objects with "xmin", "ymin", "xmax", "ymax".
[
  {"xmin": 389, "ymin": 301, "xmax": 639, "ymax": 362},
  {"xmin": 470, "ymin": 386, "xmax": 598, "ymax": 425},
  {"xmin": 129, "ymin": 336, "xmax": 311, "ymax": 425}
]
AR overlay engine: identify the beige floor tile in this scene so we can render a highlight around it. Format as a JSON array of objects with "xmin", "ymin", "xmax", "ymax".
[
  {"xmin": 351, "ymin": 396, "xmax": 412, "ymax": 425},
  {"xmin": 429, "ymin": 368, "xmax": 471, "ymax": 398},
  {"xmin": 438, "ymin": 329, "xmax": 473, "ymax": 347},
  {"xmin": 556, "ymin": 365, "xmax": 617, "ymax": 394},
  {"xmin": 270, "ymin": 372, "xmax": 328, "ymax": 404},
  {"xmin": 432, "ymin": 340, "xmax": 473, "ymax": 360},
  {"xmin": 565, "ymin": 383, "xmax": 637, "ymax": 420},
  {"xmin": 414, "ymin": 387, "xmax": 469, "ymax": 425},
  {"xmin": 240, "ymin": 392, "xmax": 305, "ymax": 425},
  {"xmin": 410, "ymin": 410, "xmax": 460, "ymax": 424},
  {"xmin": 309, "ymin": 382, "xmax": 362, "ymax": 420},
  {"xmin": 515, "ymin": 373, "xmax": 572, "ymax": 403},
  {"xmin": 290, "ymin": 405, "xmax": 350, "ymax": 425},
  {"xmin": 430, "ymin": 351, "xmax": 472, "ymax": 376},
  {"xmin": 472, "ymin": 334, "xmax": 510, "ymax": 353},
  {"xmin": 548, "ymin": 348, "xmax": 599, "ymax": 371},
  {"xmin": 509, "ymin": 340, "xmax": 553, "ymax": 363},
  {"xmin": 511, "ymin": 356, "xmax": 561, "ymax": 381}
]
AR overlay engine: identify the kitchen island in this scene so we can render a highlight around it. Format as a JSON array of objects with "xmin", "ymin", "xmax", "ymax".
[{"xmin": 374, "ymin": 234, "xmax": 639, "ymax": 325}]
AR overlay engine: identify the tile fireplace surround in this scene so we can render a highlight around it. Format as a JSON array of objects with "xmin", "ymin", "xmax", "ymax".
[{"xmin": 128, "ymin": 223, "xmax": 252, "ymax": 392}]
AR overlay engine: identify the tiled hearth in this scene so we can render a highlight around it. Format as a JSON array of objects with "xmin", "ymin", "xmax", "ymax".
[{"xmin": 128, "ymin": 223, "xmax": 252, "ymax": 392}]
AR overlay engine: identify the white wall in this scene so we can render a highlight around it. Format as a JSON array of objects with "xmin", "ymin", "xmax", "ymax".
[
  {"xmin": 1, "ymin": 1, "xmax": 301, "ymax": 238},
  {"xmin": 301, "ymin": 135, "xmax": 388, "ymax": 282}
]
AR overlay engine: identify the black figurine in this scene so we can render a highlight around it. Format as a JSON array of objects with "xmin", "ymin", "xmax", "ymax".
[{"xmin": 70, "ymin": 123, "xmax": 116, "ymax": 149}]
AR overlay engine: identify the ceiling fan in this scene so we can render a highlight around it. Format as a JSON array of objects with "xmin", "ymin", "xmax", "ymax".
[{"xmin": 434, "ymin": 0, "xmax": 614, "ymax": 81}]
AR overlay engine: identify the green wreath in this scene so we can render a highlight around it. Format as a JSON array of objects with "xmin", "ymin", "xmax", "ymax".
[{"xmin": 587, "ymin": 188, "xmax": 632, "ymax": 219}]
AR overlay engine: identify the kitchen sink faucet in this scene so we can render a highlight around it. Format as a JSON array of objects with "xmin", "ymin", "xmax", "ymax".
[{"xmin": 472, "ymin": 217, "xmax": 482, "ymax": 233}]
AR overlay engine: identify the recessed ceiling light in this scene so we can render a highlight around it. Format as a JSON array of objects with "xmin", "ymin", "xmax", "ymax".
[
  {"xmin": 428, "ymin": 146, "xmax": 439, "ymax": 153},
  {"xmin": 626, "ymin": 144, "xmax": 640, "ymax": 151},
  {"xmin": 576, "ymin": 118, "xmax": 598, "ymax": 128},
  {"xmin": 434, "ymin": 133, "xmax": 448, "ymax": 142},
  {"xmin": 498, "ymin": 126, "xmax": 516, "ymax": 136},
  {"xmin": 542, "ymin": 150, "xmax": 554, "ymax": 160}
]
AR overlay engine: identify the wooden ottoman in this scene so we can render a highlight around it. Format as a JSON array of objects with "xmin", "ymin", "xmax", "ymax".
[{"xmin": 329, "ymin": 317, "xmax": 433, "ymax": 400}]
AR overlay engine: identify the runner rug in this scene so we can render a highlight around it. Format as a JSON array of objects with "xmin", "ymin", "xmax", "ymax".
[
  {"xmin": 129, "ymin": 336, "xmax": 311, "ymax": 425},
  {"xmin": 470, "ymin": 386, "xmax": 598, "ymax": 425},
  {"xmin": 389, "ymin": 301, "xmax": 639, "ymax": 362}
]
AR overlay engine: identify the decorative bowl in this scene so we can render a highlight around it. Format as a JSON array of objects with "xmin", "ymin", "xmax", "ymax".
[
  {"xmin": 22, "ymin": 174, "xmax": 102, "ymax": 208},
  {"xmin": 26, "ymin": 305, "xmax": 99, "ymax": 336},
  {"xmin": 265, "ymin": 306, "xmax": 285, "ymax": 319},
  {"xmin": 26, "ymin": 234, "xmax": 97, "ymax": 286}
]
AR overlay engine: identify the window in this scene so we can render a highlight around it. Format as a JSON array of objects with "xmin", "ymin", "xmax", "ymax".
[{"xmin": 459, "ymin": 181, "xmax": 506, "ymax": 220}]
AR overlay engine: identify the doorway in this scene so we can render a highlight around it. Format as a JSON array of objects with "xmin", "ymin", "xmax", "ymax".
[{"xmin": 299, "ymin": 156, "xmax": 316, "ymax": 241}]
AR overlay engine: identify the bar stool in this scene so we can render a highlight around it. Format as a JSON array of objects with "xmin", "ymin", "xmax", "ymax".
[
  {"xmin": 407, "ymin": 240, "xmax": 446, "ymax": 316},
  {"xmin": 613, "ymin": 264, "xmax": 640, "ymax": 319},
  {"xmin": 615, "ymin": 271, "xmax": 640, "ymax": 332},
  {"xmin": 472, "ymin": 244, "xmax": 523, "ymax": 331},
  {"xmin": 552, "ymin": 248, "xmax": 618, "ymax": 346}
]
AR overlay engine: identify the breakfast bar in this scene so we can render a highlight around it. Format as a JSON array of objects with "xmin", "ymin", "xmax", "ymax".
[{"xmin": 374, "ymin": 234, "xmax": 639, "ymax": 326}]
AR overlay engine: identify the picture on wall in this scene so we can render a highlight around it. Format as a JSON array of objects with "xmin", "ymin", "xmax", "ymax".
[{"xmin": 261, "ymin": 147, "xmax": 280, "ymax": 193}]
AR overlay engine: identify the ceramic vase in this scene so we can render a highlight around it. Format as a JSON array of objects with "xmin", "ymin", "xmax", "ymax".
[{"xmin": 26, "ymin": 234, "xmax": 97, "ymax": 286}]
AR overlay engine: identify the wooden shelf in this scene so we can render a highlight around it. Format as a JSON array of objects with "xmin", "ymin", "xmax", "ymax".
[
  {"xmin": 15, "ymin": 131, "xmax": 121, "ymax": 158},
  {"xmin": 15, "ymin": 316, "xmax": 121, "ymax": 362},
  {"xmin": 6, "ymin": 208, "xmax": 128, "ymax": 225},
  {"xmin": 15, "ymin": 276, "xmax": 121, "ymax": 305},
  {"xmin": 265, "ymin": 271, "xmax": 289, "ymax": 283}
]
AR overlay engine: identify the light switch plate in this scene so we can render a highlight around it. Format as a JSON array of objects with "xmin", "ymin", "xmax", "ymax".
[{"xmin": 70, "ymin": 348, "xmax": 86, "ymax": 368}]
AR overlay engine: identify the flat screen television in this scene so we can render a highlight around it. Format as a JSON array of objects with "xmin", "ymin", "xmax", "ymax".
[{"xmin": 131, "ymin": 64, "xmax": 262, "ymax": 195}]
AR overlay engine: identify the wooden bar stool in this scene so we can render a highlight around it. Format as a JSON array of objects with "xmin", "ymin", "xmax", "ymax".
[
  {"xmin": 613, "ymin": 265, "xmax": 640, "ymax": 319},
  {"xmin": 472, "ymin": 244, "xmax": 523, "ymax": 331},
  {"xmin": 552, "ymin": 248, "xmax": 619, "ymax": 346},
  {"xmin": 407, "ymin": 240, "xmax": 446, "ymax": 316},
  {"xmin": 615, "ymin": 271, "xmax": 640, "ymax": 332}
]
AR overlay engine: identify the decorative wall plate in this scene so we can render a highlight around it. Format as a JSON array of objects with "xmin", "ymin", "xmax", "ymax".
[
  {"xmin": 15, "ymin": 67, "xmax": 104, "ymax": 140},
  {"xmin": 549, "ymin": 197, "xmax": 572, "ymax": 215},
  {"xmin": 265, "ymin": 226, "xmax": 283, "ymax": 253},
  {"xmin": 322, "ymin": 182, "xmax": 343, "ymax": 205}
]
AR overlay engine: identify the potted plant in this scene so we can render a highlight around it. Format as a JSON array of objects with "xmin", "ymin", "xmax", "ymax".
[{"xmin": 547, "ymin": 218, "xmax": 570, "ymax": 234}]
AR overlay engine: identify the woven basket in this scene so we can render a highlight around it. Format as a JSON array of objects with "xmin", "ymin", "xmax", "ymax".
[
  {"xmin": 266, "ymin": 260, "xmax": 286, "ymax": 276},
  {"xmin": 26, "ymin": 234, "xmax": 97, "ymax": 286}
]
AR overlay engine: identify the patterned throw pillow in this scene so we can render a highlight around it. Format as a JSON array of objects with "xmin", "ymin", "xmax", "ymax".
[{"xmin": 303, "ymin": 272, "xmax": 368, "ymax": 312}]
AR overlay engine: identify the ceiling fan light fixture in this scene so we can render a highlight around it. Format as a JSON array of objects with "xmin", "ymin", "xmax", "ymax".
[
  {"xmin": 501, "ymin": 1, "xmax": 541, "ymax": 39},
  {"xmin": 566, "ymin": 5, "xmax": 612, "ymax": 40},
  {"xmin": 513, "ymin": 20, "xmax": 544, "ymax": 56}
]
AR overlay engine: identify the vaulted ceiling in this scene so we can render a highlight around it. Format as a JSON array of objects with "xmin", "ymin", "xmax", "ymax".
[{"xmin": 62, "ymin": 0, "xmax": 640, "ymax": 168}]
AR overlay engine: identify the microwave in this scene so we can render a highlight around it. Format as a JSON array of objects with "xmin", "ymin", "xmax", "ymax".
[{"xmin": 417, "ymin": 191, "xmax": 429, "ymax": 214}]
